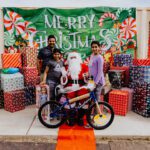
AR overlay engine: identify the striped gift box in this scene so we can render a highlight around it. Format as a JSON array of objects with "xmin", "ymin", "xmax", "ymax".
[
  {"xmin": 133, "ymin": 59, "xmax": 150, "ymax": 66},
  {"xmin": 22, "ymin": 47, "xmax": 38, "ymax": 67},
  {"xmin": 1, "ymin": 53, "xmax": 22, "ymax": 68},
  {"xmin": 109, "ymin": 90, "xmax": 129, "ymax": 116}
]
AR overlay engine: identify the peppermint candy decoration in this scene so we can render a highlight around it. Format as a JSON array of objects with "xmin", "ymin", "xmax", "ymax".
[
  {"xmin": 4, "ymin": 31, "xmax": 15, "ymax": 46},
  {"xmin": 99, "ymin": 12, "xmax": 117, "ymax": 27},
  {"xmin": 22, "ymin": 21, "xmax": 36, "ymax": 40},
  {"xmin": 119, "ymin": 17, "xmax": 136, "ymax": 39},
  {"xmin": 116, "ymin": 8, "xmax": 132, "ymax": 19},
  {"xmin": 83, "ymin": 56, "xmax": 90, "ymax": 65},
  {"xmin": 4, "ymin": 11, "xmax": 25, "ymax": 35}
]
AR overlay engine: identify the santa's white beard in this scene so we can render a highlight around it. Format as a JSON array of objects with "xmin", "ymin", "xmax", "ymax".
[{"xmin": 68, "ymin": 59, "xmax": 81, "ymax": 80}]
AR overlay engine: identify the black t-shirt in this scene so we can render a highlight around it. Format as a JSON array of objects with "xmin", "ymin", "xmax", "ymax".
[
  {"xmin": 37, "ymin": 46, "xmax": 54, "ymax": 73},
  {"xmin": 46, "ymin": 60, "xmax": 64, "ymax": 83}
]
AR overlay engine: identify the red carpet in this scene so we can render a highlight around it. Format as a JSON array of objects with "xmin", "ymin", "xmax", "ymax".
[{"xmin": 56, "ymin": 123, "xmax": 96, "ymax": 150}]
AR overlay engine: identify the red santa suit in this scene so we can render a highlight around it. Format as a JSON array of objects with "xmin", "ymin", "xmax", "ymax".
[{"xmin": 62, "ymin": 52, "xmax": 89, "ymax": 101}]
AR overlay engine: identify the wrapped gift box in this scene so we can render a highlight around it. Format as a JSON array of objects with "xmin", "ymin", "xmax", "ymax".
[
  {"xmin": 1, "ymin": 73, "xmax": 24, "ymax": 92},
  {"xmin": 1, "ymin": 53, "xmax": 22, "ymax": 68},
  {"xmin": 129, "ymin": 66, "xmax": 150, "ymax": 83},
  {"xmin": 132, "ymin": 81, "xmax": 150, "ymax": 117},
  {"xmin": 24, "ymin": 86, "xmax": 36, "ymax": 106},
  {"xmin": 110, "ymin": 66, "xmax": 129, "ymax": 86},
  {"xmin": 109, "ymin": 90, "xmax": 129, "ymax": 116},
  {"xmin": 36, "ymin": 76, "xmax": 41, "ymax": 85},
  {"xmin": 4, "ymin": 90, "xmax": 25, "ymax": 112},
  {"xmin": 108, "ymin": 70, "xmax": 125, "ymax": 89},
  {"xmin": 133, "ymin": 59, "xmax": 150, "ymax": 66},
  {"xmin": 22, "ymin": 47, "xmax": 37, "ymax": 67},
  {"xmin": 113, "ymin": 54, "xmax": 132, "ymax": 67},
  {"xmin": 23, "ymin": 67, "xmax": 38, "ymax": 86},
  {"xmin": 121, "ymin": 88, "xmax": 133, "ymax": 111},
  {"xmin": 0, "ymin": 90, "xmax": 4, "ymax": 109}
]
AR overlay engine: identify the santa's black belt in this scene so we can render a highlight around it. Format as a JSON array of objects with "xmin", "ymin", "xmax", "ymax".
[{"xmin": 68, "ymin": 80, "xmax": 85, "ymax": 85}]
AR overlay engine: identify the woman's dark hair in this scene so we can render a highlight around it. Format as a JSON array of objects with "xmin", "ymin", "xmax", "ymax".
[
  {"xmin": 48, "ymin": 35, "xmax": 56, "ymax": 41},
  {"xmin": 52, "ymin": 48, "xmax": 62, "ymax": 54},
  {"xmin": 91, "ymin": 40, "xmax": 100, "ymax": 47}
]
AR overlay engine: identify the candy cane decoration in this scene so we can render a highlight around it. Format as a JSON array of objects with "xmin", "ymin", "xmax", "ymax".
[
  {"xmin": 99, "ymin": 12, "xmax": 117, "ymax": 27},
  {"xmin": 127, "ymin": 39, "xmax": 136, "ymax": 47},
  {"xmin": 116, "ymin": 8, "xmax": 132, "ymax": 19},
  {"xmin": 4, "ymin": 11, "xmax": 25, "ymax": 35}
]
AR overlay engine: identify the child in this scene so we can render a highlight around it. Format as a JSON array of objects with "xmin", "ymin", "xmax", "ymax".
[
  {"xmin": 39, "ymin": 86, "xmax": 48, "ymax": 106},
  {"xmin": 88, "ymin": 41, "xmax": 105, "ymax": 102},
  {"xmin": 40, "ymin": 48, "xmax": 64, "ymax": 101}
]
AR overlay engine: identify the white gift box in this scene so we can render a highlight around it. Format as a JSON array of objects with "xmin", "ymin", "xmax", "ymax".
[{"xmin": 1, "ymin": 73, "xmax": 24, "ymax": 92}]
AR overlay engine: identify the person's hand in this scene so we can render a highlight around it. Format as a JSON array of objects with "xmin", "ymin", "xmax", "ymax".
[
  {"xmin": 40, "ymin": 81, "xmax": 46, "ymax": 85},
  {"xmin": 83, "ymin": 72, "xmax": 89, "ymax": 77}
]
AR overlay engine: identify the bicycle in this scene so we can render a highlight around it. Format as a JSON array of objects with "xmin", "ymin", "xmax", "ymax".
[{"xmin": 38, "ymin": 78, "xmax": 114, "ymax": 130}]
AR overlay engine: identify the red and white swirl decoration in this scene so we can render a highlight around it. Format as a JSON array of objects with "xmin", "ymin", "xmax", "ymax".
[
  {"xmin": 22, "ymin": 21, "xmax": 37, "ymax": 40},
  {"xmin": 119, "ymin": 17, "xmax": 136, "ymax": 39},
  {"xmin": 4, "ymin": 11, "xmax": 25, "ymax": 35},
  {"xmin": 83, "ymin": 56, "xmax": 90, "ymax": 65},
  {"xmin": 99, "ymin": 12, "xmax": 117, "ymax": 27}
]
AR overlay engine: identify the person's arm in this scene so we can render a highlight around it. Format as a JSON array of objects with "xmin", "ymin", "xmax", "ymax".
[
  {"xmin": 40, "ymin": 66, "xmax": 49, "ymax": 85},
  {"xmin": 95, "ymin": 56, "xmax": 104, "ymax": 84},
  {"xmin": 37, "ymin": 58, "xmax": 42, "ymax": 74}
]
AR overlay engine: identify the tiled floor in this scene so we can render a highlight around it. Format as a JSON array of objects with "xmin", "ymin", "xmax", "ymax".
[{"xmin": 0, "ymin": 105, "xmax": 150, "ymax": 136}]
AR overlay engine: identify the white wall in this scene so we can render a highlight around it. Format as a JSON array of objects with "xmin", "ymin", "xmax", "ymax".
[
  {"xmin": 0, "ymin": 0, "xmax": 150, "ymax": 8},
  {"xmin": 0, "ymin": 9, "xmax": 4, "ymax": 68}
]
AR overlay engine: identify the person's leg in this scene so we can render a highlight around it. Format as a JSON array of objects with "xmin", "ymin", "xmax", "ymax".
[
  {"xmin": 47, "ymin": 80, "xmax": 56, "ymax": 101},
  {"xmin": 77, "ymin": 108, "xmax": 86, "ymax": 126},
  {"xmin": 95, "ymin": 83, "xmax": 103, "ymax": 102}
]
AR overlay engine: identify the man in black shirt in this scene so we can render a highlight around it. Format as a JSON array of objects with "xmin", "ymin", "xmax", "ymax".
[{"xmin": 37, "ymin": 35, "xmax": 56, "ymax": 78}]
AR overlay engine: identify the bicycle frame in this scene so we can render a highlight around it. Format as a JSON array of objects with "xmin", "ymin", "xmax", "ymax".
[{"xmin": 50, "ymin": 91, "xmax": 101, "ymax": 118}]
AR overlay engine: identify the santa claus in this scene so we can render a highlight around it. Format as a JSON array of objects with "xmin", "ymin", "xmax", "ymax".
[{"xmin": 60, "ymin": 51, "xmax": 89, "ymax": 126}]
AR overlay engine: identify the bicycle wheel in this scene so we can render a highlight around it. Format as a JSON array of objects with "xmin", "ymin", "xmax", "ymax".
[
  {"xmin": 86, "ymin": 102, "xmax": 114, "ymax": 130},
  {"xmin": 38, "ymin": 101, "xmax": 66, "ymax": 128}
]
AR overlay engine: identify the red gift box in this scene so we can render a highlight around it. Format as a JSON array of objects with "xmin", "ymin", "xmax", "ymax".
[
  {"xmin": 133, "ymin": 59, "xmax": 150, "ymax": 66},
  {"xmin": 4, "ymin": 90, "xmax": 25, "ymax": 112},
  {"xmin": 110, "ymin": 66, "xmax": 129, "ymax": 86},
  {"xmin": 22, "ymin": 47, "xmax": 38, "ymax": 67},
  {"xmin": 1, "ymin": 53, "xmax": 22, "ymax": 68},
  {"xmin": 23, "ymin": 67, "xmax": 38, "ymax": 86},
  {"xmin": 109, "ymin": 90, "xmax": 129, "ymax": 116}
]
